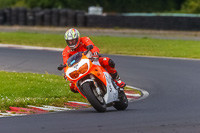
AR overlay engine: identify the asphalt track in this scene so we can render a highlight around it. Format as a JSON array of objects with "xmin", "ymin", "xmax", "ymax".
[{"xmin": 0, "ymin": 47, "xmax": 200, "ymax": 133}]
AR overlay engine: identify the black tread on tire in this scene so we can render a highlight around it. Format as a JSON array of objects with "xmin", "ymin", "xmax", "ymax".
[
  {"xmin": 114, "ymin": 91, "xmax": 128, "ymax": 110},
  {"xmin": 82, "ymin": 82, "xmax": 106, "ymax": 112}
]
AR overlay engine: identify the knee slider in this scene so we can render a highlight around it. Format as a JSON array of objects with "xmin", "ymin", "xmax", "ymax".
[{"xmin": 108, "ymin": 59, "xmax": 115, "ymax": 68}]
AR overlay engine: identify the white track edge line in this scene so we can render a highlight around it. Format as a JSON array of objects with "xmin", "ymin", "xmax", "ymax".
[{"xmin": 126, "ymin": 85, "xmax": 149, "ymax": 101}]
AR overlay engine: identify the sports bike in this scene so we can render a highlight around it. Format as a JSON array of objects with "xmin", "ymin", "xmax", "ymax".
[{"xmin": 58, "ymin": 46, "xmax": 128, "ymax": 112}]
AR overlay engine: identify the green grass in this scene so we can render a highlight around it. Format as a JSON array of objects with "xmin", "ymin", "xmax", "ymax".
[
  {"xmin": 0, "ymin": 32, "xmax": 65, "ymax": 48},
  {"xmin": 0, "ymin": 71, "xmax": 87, "ymax": 112},
  {"xmin": 0, "ymin": 32, "xmax": 200, "ymax": 59},
  {"xmin": 91, "ymin": 36, "xmax": 200, "ymax": 59}
]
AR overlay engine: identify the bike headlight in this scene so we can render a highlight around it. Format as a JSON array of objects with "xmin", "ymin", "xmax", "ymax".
[
  {"xmin": 69, "ymin": 63, "xmax": 88, "ymax": 79},
  {"xmin": 69, "ymin": 70, "xmax": 79, "ymax": 79},
  {"xmin": 79, "ymin": 63, "xmax": 88, "ymax": 74}
]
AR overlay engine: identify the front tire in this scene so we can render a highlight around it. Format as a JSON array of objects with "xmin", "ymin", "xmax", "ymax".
[
  {"xmin": 114, "ymin": 91, "xmax": 128, "ymax": 110},
  {"xmin": 82, "ymin": 82, "xmax": 106, "ymax": 112}
]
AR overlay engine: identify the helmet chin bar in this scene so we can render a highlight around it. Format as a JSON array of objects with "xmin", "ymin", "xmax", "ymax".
[
  {"xmin": 68, "ymin": 43, "xmax": 80, "ymax": 50},
  {"xmin": 69, "ymin": 45, "xmax": 76, "ymax": 50}
]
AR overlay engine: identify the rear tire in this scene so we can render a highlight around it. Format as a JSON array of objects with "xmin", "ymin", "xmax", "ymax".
[
  {"xmin": 114, "ymin": 91, "xmax": 128, "ymax": 110},
  {"xmin": 82, "ymin": 82, "xmax": 106, "ymax": 112}
]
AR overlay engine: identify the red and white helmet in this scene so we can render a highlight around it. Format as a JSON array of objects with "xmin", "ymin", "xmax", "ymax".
[{"xmin": 64, "ymin": 28, "xmax": 80, "ymax": 50}]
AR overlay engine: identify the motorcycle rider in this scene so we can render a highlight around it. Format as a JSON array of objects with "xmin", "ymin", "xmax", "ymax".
[{"xmin": 62, "ymin": 28, "xmax": 126, "ymax": 93}]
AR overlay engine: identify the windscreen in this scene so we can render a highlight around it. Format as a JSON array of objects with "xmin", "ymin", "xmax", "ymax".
[{"xmin": 67, "ymin": 52, "xmax": 82, "ymax": 67}]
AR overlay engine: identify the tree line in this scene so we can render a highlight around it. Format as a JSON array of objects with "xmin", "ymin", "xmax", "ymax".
[{"xmin": 0, "ymin": 0, "xmax": 199, "ymax": 13}]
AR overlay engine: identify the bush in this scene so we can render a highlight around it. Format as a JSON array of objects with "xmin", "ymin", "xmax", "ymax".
[
  {"xmin": 181, "ymin": 0, "xmax": 200, "ymax": 13},
  {"xmin": 0, "ymin": 0, "xmax": 187, "ymax": 13}
]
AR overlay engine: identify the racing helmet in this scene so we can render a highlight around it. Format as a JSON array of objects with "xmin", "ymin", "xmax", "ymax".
[{"xmin": 64, "ymin": 28, "xmax": 80, "ymax": 50}]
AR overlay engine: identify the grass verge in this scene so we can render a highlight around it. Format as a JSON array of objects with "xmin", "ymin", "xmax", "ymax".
[
  {"xmin": 0, "ymin": 71, "xmax": 141, "ymax": 112},
  {"xmin": 0, "ymin": 71, "xmax": 87, "ymax": 112},
  {"xmin": 0, "ymin": 32, "xmax": 200, "ymax": 59}
]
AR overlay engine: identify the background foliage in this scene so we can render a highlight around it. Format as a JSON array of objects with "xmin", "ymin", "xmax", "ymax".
[
  {"xmin": 181, "ymin": 0, "xmax": 200, "ymax": 13},
  {"xmin": 0, "ymin": 0, "xmax": 199, "ymax": 13}
]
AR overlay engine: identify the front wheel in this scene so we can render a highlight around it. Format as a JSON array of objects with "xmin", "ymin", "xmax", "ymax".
[
  {"xmin": 114, "ymin": 91, "xmax": 128, "ymax": 110},
  {"xmin": 82, "ymin": 82, "xmax": 106, "ymax": 112}
]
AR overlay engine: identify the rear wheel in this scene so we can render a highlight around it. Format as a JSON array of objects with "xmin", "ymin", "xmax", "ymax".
[
  {"xmin": 114, "ymin": 91, "xmax": 128, "ymax": 110},
  {"xmin": 82, "ymin": 82, "xmax": 106, "ymax": 112}
]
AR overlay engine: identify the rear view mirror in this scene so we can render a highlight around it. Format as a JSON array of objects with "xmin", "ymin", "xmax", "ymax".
[{"xmin": 57, "ymin": 64, "xmax": 65, "ymax": 71}]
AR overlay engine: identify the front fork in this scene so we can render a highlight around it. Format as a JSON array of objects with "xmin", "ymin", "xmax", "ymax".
[
  {"xmin": 90, "ymin": 75, "xmax": 102, "ymax": 96},
  {"xmin": 77, "ymin": 74, "xmax": 106, "ymax": 98}
]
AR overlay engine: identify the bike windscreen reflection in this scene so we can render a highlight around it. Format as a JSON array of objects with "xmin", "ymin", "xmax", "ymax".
[{"xmin": 67, "ymin": 52, "xmax": 83, "ymax": 67}]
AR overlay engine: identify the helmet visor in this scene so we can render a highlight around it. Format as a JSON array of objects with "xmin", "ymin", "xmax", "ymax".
[{"xmin": 66, "ymin": 39, "xmax": 78, "ymax": 48}]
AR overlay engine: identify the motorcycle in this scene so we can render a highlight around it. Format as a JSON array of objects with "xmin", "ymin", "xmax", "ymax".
[{"xmin": 58, "ymin": 46, "xmax": 128, "ymax": 112}]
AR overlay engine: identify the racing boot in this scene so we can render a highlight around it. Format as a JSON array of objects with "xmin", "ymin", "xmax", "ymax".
[{"xmin": 110, "ymin": 72, "xmax": 126, "ymax": 88}]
